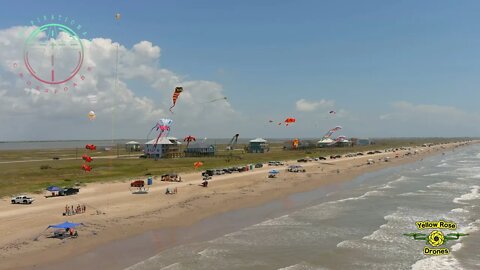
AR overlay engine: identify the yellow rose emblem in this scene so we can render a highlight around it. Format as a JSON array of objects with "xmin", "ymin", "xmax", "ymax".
[{"xmin": 428, "ymin": 230, "xmax": 445, "ymax": 247}]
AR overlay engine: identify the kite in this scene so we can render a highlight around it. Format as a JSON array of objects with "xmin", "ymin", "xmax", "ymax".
[
  {"xmin": 194, "ymin": 161, "xmax": 203, "ymax": 169},
  {"xmin": 85, "ymin": 144, "xmax": 96, "ymax": 150},
  {"xmin": 147, "ymin": 118, "xmax": 173, "ymax": 148},
  {"xmin": 183, "ymin": 135, "xmax": 196, "ymax": 147},
  {"xmin": 87, "ymin": 95, "xmax": 98, "ymax": 104},
  {"xmin": 82, "ymin": 164, "xmax": 92, "ymax": 172},
  {"xmin": 82, "ymin": 155, "xmax": 92, "ymax": 162},
  {"xmin": 329, "ymin": 110, "xmax": 336, "ymax": 115},
  {"xmin": 268, "ymin": 120, "xmax": 274, "ymax": 123},
  {"xmin": 202, "ymin": 97, "xmax": 227, "ymax": 104},
  {"xmin": 292, "ymin": 138, "xmax": 299, "ymax": 149},
  {"xmin": 169, "ymin": 87, "xmax": 183, "ymax": 113},
  {"xmin": 322, "ymin": 126, "xmax": 342, "ymax": 139},
  {"xmin": 115, "ymin": 13, "xmax": 121, "ymax": 20},
  {"xmin": 88, "ymin": 111, "xmax": 96, "ymax": 120},
  {"xmin": 284, "ymin": 117, "xmax": 296, "ymax": 126}
]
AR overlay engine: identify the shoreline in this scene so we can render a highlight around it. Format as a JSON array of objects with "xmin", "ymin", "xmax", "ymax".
[{"xmin": 0, "ymin": 141, "xmax": 472, "ymax": 269}]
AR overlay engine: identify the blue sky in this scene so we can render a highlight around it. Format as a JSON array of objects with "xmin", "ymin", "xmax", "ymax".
[{"xmin": 1, "ymin": 0, "xmax": 480, "ymax": 140}]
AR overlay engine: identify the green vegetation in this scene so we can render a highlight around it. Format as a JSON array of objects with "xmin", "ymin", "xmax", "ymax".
[{"xmin": 0, "ymin": 138, "xmax": 462, "ymax": 198}]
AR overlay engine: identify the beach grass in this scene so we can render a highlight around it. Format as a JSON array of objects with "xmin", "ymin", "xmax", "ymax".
[{"xmin": 0, "ymin": 138, "xmax": 459, "ymax": 198}]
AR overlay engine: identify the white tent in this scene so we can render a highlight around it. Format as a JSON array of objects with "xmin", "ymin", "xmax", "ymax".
[{"xmin": 249, "ymin": 138, "xmax": 267, "ymax": 143}]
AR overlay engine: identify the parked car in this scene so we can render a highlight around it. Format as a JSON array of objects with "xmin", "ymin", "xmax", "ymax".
[
  {"xmin": 214, "ymin": 169, "xmax": 225, "ymax": 175},
  {"xmin": 287, "ymin": 165, "xmax": 306, "ymax": 172},
  {"xmin": 11, "ymin": 195, "xmax": 34, "ymax": 204},
  {"xmin": 60, "ymin": 188, "xmax": 80, "ymax": 196},
  {"xmin": 255, "ymin": 163, "xmax": 263, "ymax": 168},
  {"xmin": 222, "ymin": 168, "xmax": 233, "ymax": 174},
  {"xmin": 367, "ymin": 151, "xmax": 375, "ymax": 155},
  {"xmin": 356, "ymin": 152, "xmax": 364, "ymax": 156},
  {"xmin": 268, "ymin": 161, "xmax": 277, "ymax": 166},
  {"xmin": 318, "ymin": 156, "xmax": 327, "ymax": 160},
  {"xmin": 203, "ymin": 169, "xmax": 215, "ymax": 176},
  {"xmin": 297, "ymin": 158, "xmax": 308, "ymax": 162},
  {"xmin": 131, "ymin": 180, "xmax": 145, "ymax": 187},
  {"xmin": 52, "ymin": 156, "xmax": 60, "ymax": 160},
  {"xmin": 238, "ymin": 166, "xmax": 247, "ymax": 172}
]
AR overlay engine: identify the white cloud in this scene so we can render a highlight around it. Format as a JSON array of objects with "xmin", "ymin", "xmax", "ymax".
[
  {"xmin": 0, "ymin": 26, "xmax": 240, "ymax": 141},
  {"xmin": 376, "ymin": 101, "xmax": 480, "ymax": 136},
  {"xmin": 295, "ymin": 98, "xmax": 335, "ymax": 112}
]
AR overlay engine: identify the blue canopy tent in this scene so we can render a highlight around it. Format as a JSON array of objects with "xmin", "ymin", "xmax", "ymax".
[
  {"xmin": 46, "ymin": 221, "xmax": 83, "ymax": 239},
  {"xmin": 46, "ymin": 186, "xmax": 63, "ymax": 192},
  {"xmin": 48, "ymin": 221, "xmax": 83, "ymax": 229}
]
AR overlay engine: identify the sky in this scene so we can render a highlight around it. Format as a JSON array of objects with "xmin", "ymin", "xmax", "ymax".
[{"xmin": 1, "ymin": 0, "xmax": 480, "ymax": 141}]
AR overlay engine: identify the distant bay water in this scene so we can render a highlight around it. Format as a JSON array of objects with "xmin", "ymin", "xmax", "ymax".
[{"xmin": 0, "ymin": 138, "xmax": 290, "ymax": 150}]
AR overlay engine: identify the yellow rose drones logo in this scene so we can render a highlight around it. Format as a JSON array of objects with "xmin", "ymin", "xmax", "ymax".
[{"xmin": 403, "ymin": 220, "xmax": 468, "ymax": 255}]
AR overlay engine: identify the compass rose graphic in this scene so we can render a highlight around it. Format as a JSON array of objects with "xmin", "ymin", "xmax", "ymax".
[
  {"xmin": 23, "ymin": 23, "xmax": 84, "ymax": 85},
  {"xmin": 11, "ymin": 15, "xmax": 91, "ymax": 94}
]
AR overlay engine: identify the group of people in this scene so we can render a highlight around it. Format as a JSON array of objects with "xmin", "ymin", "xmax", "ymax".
[
  {"xmin": 161, "ymin": 174, "xmax": 182, "ymax": 182},
  {"xmin": 64, "ymin": 204, "xmax": 86, "ymax": 216}
]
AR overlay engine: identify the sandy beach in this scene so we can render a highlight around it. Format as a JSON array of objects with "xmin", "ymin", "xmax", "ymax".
[{"xmin": 0, "ymin": 141, "xmax": 471, "ymax": 269}]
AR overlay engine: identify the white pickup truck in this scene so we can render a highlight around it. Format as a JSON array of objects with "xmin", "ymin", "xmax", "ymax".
[{"xmin": 11, "ymin": 195, "xmax": 34, "ymax": 204}]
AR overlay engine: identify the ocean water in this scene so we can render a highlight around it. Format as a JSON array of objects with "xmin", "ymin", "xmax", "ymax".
[{"xmin": 126, "ymin": 145, "xmax": 480, "ymax": 270}]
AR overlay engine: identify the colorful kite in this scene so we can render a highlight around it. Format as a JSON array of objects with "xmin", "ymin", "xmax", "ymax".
[
  {"xmin": 194, "ymin": 161, "xmax": 203, "ymax": 169},
  {"xmin": 284, "ymin": 117, "xmax": 296, "ymax": 126},
  {"xmin": 82, "ymin": 164, "xmax": 92, "ymax": 172},
  {"xmin": 183, "ymin": 135, "xmax": 196, "ymax": 147},
  {"xmin": 82, "ymin": 155, "xmax": 93, "ymax": 162},
  {"xmin": 147, "ymin": 118, "xmax": 173, "ymax": 147},
  {"xmin": 292, "ymin": 138, "xmax": 299, "ymax": 149},
  {"xmin": 88, "ymin": 111, "xmax": 96, "ymax": 120},
  {"xmin": 85, "ymin": 144, "xmax": 97, "ymax": 150},
  {"xmin": 322, "ymin": 126, "xmax": 342, "ymax": 139},
  {"xmin": 169, "ymin": 87, "xmax": 183, "ymax": 113}
]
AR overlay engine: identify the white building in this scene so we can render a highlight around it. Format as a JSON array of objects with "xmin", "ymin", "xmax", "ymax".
[
  {"xmin": 317, "ymin": 138, "xmax": 335, "ymax": 148},
  {"xmin": 125, "ymin": 141, "xmax": 141, "ymax": 151},
  {"xmin": 144, "ymin": 137, "xmax": 181, "ymax": 159}
]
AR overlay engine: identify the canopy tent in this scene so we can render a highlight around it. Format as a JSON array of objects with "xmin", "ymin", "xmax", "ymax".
[
  {"xmin": 47, "ymin": 186, "xmax": 63, "ymax": 192},
  {"xmin": 48, "ymin": 221, "xmax": 83, "ymax": 229},
  {"xmin": 268, "ymin": 170, "xmax": 280, "ymax": 174}
]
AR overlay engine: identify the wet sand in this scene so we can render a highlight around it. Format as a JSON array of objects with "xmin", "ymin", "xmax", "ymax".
[{"xmin": 0, "ymin": 142, "xmax": 471, "ymax": 269}]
